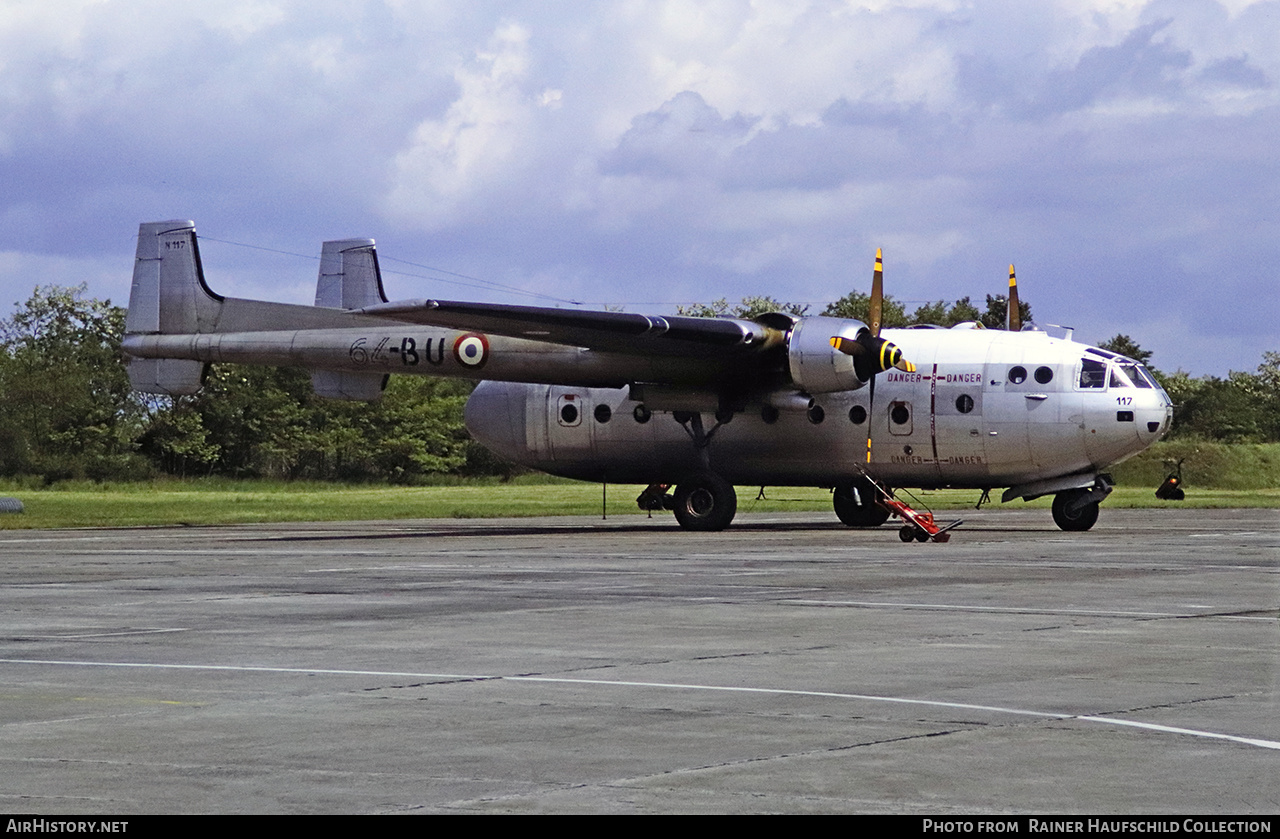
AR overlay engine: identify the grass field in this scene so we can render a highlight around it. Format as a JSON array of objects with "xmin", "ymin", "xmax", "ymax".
[{"xmin": 0, "ymin": 471, "xmax": 1276, "ymax": 529}]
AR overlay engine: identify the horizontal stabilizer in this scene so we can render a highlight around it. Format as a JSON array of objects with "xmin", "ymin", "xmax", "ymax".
[
  {"xmin": 311, "ymin": 370, "xmax": 388, "ymax": 401},
  {"xmin": 127, "ymin": 357, "xmax": 206, "ymax": 396}
]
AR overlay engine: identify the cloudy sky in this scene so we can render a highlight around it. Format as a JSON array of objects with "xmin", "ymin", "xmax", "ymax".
[{"xmin": 1, "ymin": 0, "xmax": 1276, "ymax": 376}]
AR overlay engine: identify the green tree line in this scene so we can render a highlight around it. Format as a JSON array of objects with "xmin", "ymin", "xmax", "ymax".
[
  {"xmin": 0, "ymin": 285, "xmax": 491, "ymax": 483},
  {"xmin": 0, "ymin": 285, "xmax": 1275, "ymax": 483}
]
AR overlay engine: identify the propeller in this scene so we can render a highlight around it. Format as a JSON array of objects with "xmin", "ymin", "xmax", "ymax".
[
  {"xmin": 1007, "ymin": 264, "xmax": 1022, "ymax": 332},
  {"xmin": 827, "ymin": 248, "xmax": 916, "ymax": 465},
  {"xmin": 827, "ymin": 249, "xmax": 916, "ymax": 378}
]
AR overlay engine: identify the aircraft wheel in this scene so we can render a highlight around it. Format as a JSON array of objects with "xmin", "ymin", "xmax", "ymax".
[
  {"xmin": 673, "ymin": 473, "xmax": 737, "ymax": 532},
  {"xmin": 898, "ymin": 525, "xmax": 916, "ymax": 543},
  {"xmin": 1052, "ymin": 492, "xmax": 1100, "ymax": 532},
  {"xmin": 833, "ymin": 479, "xmax": 890, "ymax": 527}
]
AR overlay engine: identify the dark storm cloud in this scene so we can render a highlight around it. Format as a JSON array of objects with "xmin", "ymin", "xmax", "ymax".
[{"xmin": 601, "ymin": 91, "xmax": 761, "ymax": 181}]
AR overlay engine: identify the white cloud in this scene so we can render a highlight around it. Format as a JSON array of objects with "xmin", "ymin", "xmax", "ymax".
[{"xmin": 385, "ymin": 20, "xmax": 538, "ymax": 225}]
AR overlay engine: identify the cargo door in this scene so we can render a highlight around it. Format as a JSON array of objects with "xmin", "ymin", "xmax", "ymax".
[{"xmin": 983, "ymin": 347, "xmax": 1033, "ymax": 478}]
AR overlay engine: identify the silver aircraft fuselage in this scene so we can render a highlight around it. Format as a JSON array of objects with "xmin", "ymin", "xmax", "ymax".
[{"xmin": 462, "ymin": 327, "xmax": 1172, "ymax": 490}]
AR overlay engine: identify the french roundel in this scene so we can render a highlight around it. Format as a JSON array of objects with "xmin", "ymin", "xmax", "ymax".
[{"xmin": 453, "ymin": 333, "xmax": 489, "ymax": 368}]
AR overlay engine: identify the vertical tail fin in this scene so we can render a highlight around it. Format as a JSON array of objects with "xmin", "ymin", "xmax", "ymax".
[
  {"xmin": 125, "ymin": 220, "xmax": 219, "ymax": 394},
  {"xmin": 315, "ymin": 238, "xmax": 386, "ymax": 310},
  {"xmin": 127, "ymin": 220, "xmax": 223, "ymax": 335},
  {"xmin": 311, "ymin": 237, "xmax": 389, "ymax": 401}
]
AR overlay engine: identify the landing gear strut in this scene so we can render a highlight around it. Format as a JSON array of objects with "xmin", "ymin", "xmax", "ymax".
[{"xmin": 663, "ymin": 411, "xmax": 738, "ymax": 531}]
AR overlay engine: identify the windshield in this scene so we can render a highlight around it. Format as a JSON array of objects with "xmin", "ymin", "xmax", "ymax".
[{"xmin": 1116, "ymin": 362, "xmax": 1153, "ymax": 388}]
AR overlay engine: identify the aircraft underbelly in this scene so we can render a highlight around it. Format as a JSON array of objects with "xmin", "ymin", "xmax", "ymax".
[
  {"xmin": 468, "ymin": 368, "xmax": 1118, "ymax": 489},
  {"xmin": 477, "ymin": 382, "xmax": 909, "ymax": 484}
]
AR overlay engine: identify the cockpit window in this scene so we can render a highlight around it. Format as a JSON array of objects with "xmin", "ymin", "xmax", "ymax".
[
  {"xmin": 1110, "ymin": 368, "xmax": 1130, "ymax": 388},
  {"xmin": 1117, "ymin": 363, "xmax": 1154, "ymax": 389},
  {"xmin": 1080, "ymin": 358, "xmax": 1107, "ymax": 388}
]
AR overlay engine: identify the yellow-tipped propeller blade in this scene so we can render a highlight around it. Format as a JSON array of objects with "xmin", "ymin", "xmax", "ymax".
[
  {"xmin": 882, "ymin": 342, "xmax": 916, "ymax": 373},
  {"xmin": 869, "ymin": 248, "xmax": 883, "ymax": 338},
  {"xmin": 829, "ymin": 249, "xmax": 915, "ymax": 375},
  {"xmin": 1007, "ymin": 264, "xmax": 1021, "ymax": 333},
  {"xmin": 829, "ymin": 335, "xmax": 860, "ymax": 355},
  {"xmin": 829, "ymin": 335, "xmax": 915, "ymax": 374}
]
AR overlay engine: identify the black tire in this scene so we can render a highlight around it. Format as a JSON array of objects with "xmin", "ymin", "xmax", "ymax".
[
  {"xmin": 1052, "ymin": 492, "xmax": 1100, "ymax": 531},
  {"xmin": 899, "ymin": 525, "xmax": 916, "ymax": 543},
  {"xmin": 673, "ymin": 473, "xmax": 737, "ymax": 532},
  {"xmin": 833, "ymin": 479, "xmax": 890, "ymax": 527}
]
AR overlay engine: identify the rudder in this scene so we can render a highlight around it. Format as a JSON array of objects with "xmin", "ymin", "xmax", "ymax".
[
  {"xmin": 311, "ymin": 236, "xmax": 389, "ymax": 401},
  {"xmin": 126, "ymin": 220, "xmax": 220, "ymax": 394},
  {"xmin": 315, "ymin": 238, "xmax": 386, "ymax": 310}
]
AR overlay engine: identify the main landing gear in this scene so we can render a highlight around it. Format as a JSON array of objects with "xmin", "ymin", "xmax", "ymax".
[
  {"xmin": 671, "ymin": 472, "xmax": 737, "ymax": 532},
  {"xmin": 835, "ymin": 473, "xmax": 962, "ymax": 542},
  {"xmin": 634, "ymin": 410, "xmax": 739, "ymax": 532},
  {"xmin": 636, "ymin": 473, "xmax": 738, "ymax": 531},
  {"xmin": 833, "ymin": 478, "xmax": 891, "ymax": 528}
]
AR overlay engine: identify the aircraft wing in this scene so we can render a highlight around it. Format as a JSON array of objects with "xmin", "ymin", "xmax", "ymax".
[{"xmin": 358, "ymin": 299, "xmax": 786, "ymax": 358}]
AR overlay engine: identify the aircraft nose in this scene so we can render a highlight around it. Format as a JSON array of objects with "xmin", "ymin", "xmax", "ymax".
[
  {"xmin": 1140, "ymin": 391, "xmax": 1173, "ymax": 438},
  {"xmin": 464, "ymin": 381, "xmax": 528, "ymax": 462}
]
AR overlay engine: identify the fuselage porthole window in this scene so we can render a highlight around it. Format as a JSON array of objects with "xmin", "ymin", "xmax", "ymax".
[
  {"xmin": 594, "ymin": 404, "xmax": 612, "ymax": 423},
  {"xmin": 848, "ymin": 405, "xmax": 867, "ymax": 424},
  {"xmin": 1034, "ymin": 366, "xmax": 1053, "ymax": 384},
  {"xmin": 890, "ymin": 403, "xmax": 910, "ymax": 425},
  {"xmin": 560, "ymin": 403, "xmax": 579, "ymax": 424},
  {"xmin": 1009, "ymin": 366, "xmax": 1027, "ymax": 384},
  {"xmin": 955, "ymin": 394, "xmax": 974, "ymax": 414}
]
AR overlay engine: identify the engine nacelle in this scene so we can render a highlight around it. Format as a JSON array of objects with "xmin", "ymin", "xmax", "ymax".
[{"xmin": 786, "ymin": 316, "xmax": 870, "ymax": 394}]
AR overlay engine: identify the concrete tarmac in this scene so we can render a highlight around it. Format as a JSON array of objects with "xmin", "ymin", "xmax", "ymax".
[{"xmin": 1, "ymin": 507, "xmax": 1277, "ymax": 814}]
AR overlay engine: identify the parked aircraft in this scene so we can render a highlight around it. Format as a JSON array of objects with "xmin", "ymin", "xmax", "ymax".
[{"xmin": 123, "ymin": 220, "xmax": 1173, "ymax": 534}]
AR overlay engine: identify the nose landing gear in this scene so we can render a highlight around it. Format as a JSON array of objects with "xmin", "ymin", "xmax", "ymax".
[{"xmin": 1051, "ymin": 476, "xmax": 1113, "ymax": 531}]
